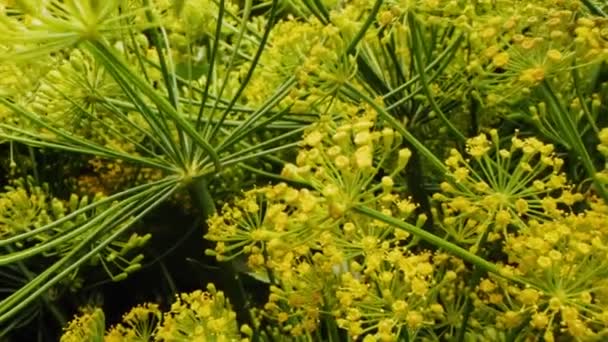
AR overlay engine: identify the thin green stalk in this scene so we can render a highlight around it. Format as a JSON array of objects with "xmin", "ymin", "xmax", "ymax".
[
  {"xmin": 409, "ymin": 13, "xmax": 465, "ymax": 142},
  {"xmin": 94, "ymin": 46, "xmax": 188, "ymax": 167},
  {"xmin": 0, "ymin": 182, "xmax": 179, "ymax": 322},
  {"xmin": 143, "ymin": 0, "xmax": 180, "ymax": 110},
  {"xmin": 207, "ymin": 0, "xmax": 280, "ymax": 141},
  {"xmin": 344, "ymin": 0, "xmax": 383, "ymax": 56},
  {"xmin": 456, "ymin": 231, "xmax": 490, "ymax": 342},
  {"xmin": 217, "ymin": 77, "xmax": 296, "ymax": 152},
  {"xmin": 540, "ymin": 81, "xmax": 608, "ymax": 202},
  {"xmin": 225, "ymin": 125, "xmax": 306, "ymax": 161},
  {"xmin": 353, "ymin": 205, "xmax": 524, "ymax": 283},
  {"xmin": 572, "ymin": 66, "xmax": 600, "ymax": 134},
  {"xmin": 386, "ymin": 32, "xmax": 463, "ymax": 110},
  {"xmin": 85, "ymin": 40, "xmax": 221, "ymax": 171},
  {"xmin": 581, "ymin": 0, "xmax": 607, "ymax": 16},
  {"xmin": 27, "ymin": 147, "xmax": 39, "ymax": 184},
  {"xmin": 219, "ymin": 142, "xmax": 300, "ymax": 169},
  {"xmin": 301, "ymin": 0, "xmax": 328, "ymax": 24},
  {"xmin": 7, "ymin": 247, "xmax": 67, "ymax": 327},
  {"xmin": 0, "ymin": 100, "xmax": 175, "ymax": 172},
  {"xmin": 198, "ymin": 0, "xmax": 226, "ymax": 132},
  {"xmin": 198, "ymin": 0, "xmax": 252, "ymax": 144}
]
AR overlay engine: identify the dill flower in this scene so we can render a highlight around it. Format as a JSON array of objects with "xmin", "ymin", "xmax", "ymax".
[
  {"xmin": 205, "ymin": 105, "xmax": 427, "ymax": 337},
  {"xmin": 60, "ymin": 307, "xmax": 106, "ymax": 342},
  {"xmin": 0, "ymin": 0, "xmax": 154, "ymax": 60},
  {"xmin": 208, "ymin": 105, "xmax": 413, "ymax": 259},
  {"xmin": 282, "ymin": 105, "xmax": 414, "ymax": 222},
  {"xmin": 433, "ymin": 130, "xmax": 582, "ymax": 249},
  {"xmin": 105, "ymin": 303, "xmax": 161, "ymax": 342},
  {"xmin": 154, "ymin": 0, "xmax": 240, "ymax": 42},
  {"xmin": 0, "ymin": 177, "xmax": 54, "ymax": 238},
  {"xmin": 472, "ymin": 196, "xmax": 608, "ymax": 340},
  {"xmin": 262, "ymin": 259, "xmax": 332, "ymax": 336},
  {"xmin": 155, "ymin": 283, "xmax": 243, "ymax": 342},
  {"xmin": 463, "ymin": 2, "xmax": 592, "ymax": 105},
  {"xmin": 245, "ymin": 17, "xmax": 325, "ymax": 107},
  {"xmin": 335, "ymin": 251, "xmax": 466, "ymax": 340},
  {"xmin": 246, "ymin": 17, "xmax": 353, "ymax": 110},
  {"xmin": 205, "ymin": 183, "xmax": 324, "ymax": 264}
]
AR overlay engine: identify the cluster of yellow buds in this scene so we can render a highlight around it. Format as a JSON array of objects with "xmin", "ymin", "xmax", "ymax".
[
  {"xmin": 433, "ymin": 130, "xmax": 582, "ymax": 250},
  {"xmin": 62, "ymin": 283, "xmax": 248, "ymax": 342},
  {"xmin": 472, "ymin": 195, "xmax": 608, "ymax": 341}
]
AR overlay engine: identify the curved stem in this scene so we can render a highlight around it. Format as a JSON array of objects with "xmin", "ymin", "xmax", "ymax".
[{"xmin": 353, "ymin": 205, "xmax": 525, "ymax": 284}]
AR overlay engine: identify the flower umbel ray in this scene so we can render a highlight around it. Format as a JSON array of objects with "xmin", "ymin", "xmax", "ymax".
[{"xmin": 0, "ymin": 0, "xmax": 154, "ymax": 60}]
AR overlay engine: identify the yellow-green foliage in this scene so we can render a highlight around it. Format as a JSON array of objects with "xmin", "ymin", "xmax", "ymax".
[{"xmin": 2, "ymin": 0, "xmax": 608, "ymax": 340}]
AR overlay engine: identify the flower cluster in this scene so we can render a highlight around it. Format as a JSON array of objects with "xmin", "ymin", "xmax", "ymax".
[
  {"xmin": 472, "ymin": 196, "xmax": 608, "ymax": 341},
  {"xmin": 155, "ymin": 284, "xmax": 244, "ymax": 341},
  {"xmin": 433, "ymin": 130, "xmax": 583, "ymax": 250},
  {"xmin": 60, "ymin": 307, "xmax": 107, "ymax": 342},
  {"xmin": 105, "ymin": 303, "xmax": 161, "ymax": 341},
  {"xmin": 462, "ymin": 1, "xmax": 608, "ymax": 106},
  {"xmin": 205, "ymin": 107, "xmax": 447, "ymax": 338},
  {"xmin": 61, "ymin": 283, "xmax": 248, "ymax": 342},
  {"xmin": 335, "ymin": 251, "xmax": 466, "ymax": 341},
  {"xmin": 246, "ymin": 17, "xmax": 354, "ymax": 111}
]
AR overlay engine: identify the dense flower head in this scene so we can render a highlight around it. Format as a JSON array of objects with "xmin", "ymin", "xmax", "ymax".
[
  {"xmin": 262, "ymin": 258, "xmax": 332, "ymax": 336},
  {"xmin": 472, "ymin": 196, "xmax": 608, "ymax": 341},
  {"xmin": 335, "ymin": 251, "xmax": 466, "ymax": 341},
  {"xmin": 433, "ymin": 130, "xmax": 583, "ymax": 249},
  {"xmin": 0, "ymin": 177, "xmax": 54, "ymax": 238},
  {"xmin": 155, "ymin": 283, "xmax": 243, "ymax": 342},
  {"xmin": 461, "ymin": 1, "xmax": 608, "ymax": 106},
  {"xmin": 246, "ymin": 16, "xmax": 353, "ymax": 111},
  {"xmin": 204, "ymin": 103, "xmax": 444, "ymax": 338},
  {"xmin": 60, "ymin": 307, "xmax": 106, "ymax": 342},
  {"xmin": 105, "ymin": 303, "xmax": 161, "ymax": 342},
  {"xmin": 62, "ymin": 284, "xmax": 247, "ymax": 341},
  {"xmin": 282, "ymin": 105, "xmax": 414, "ymax": 219}
]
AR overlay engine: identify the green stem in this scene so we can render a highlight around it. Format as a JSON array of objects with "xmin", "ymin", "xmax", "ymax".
[
  {"xmin": 353, "ymin": 205, "xmax": 524, "ymax": 283},
  {"xmin": 409, "ymin": 13, "xmax": 465, "ymax": 142},
  {"xmin": 581, "ymin": 0, "xmax": 607, "ymax": 16},
  {"xmin": 7, "ymin": 247, "xmax": 67, "ymax": 327},
  {"xmin": 188, "ymin": 178, "xmax": 257, "ymax": 337},
  {"xmin": 456, "ymin": 231, "xmax": 490, "ymax": 342},
  {"xmin": 344, "ymin": 0, "xmax": 383, "ymax": 56},
  {"xmin": 540, "ymin": 81, "xmax": 608, "ymax": 202}
]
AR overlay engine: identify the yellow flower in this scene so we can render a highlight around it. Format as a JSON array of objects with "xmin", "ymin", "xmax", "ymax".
[{"xmin": 434, "ymin": 130, "xmax": 578, "ymax": 246}]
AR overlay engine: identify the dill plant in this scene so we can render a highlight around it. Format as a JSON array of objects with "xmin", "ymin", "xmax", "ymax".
[{"xmin": 0, "ymin": 0, "xmax": 607, "ymax": 341}]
